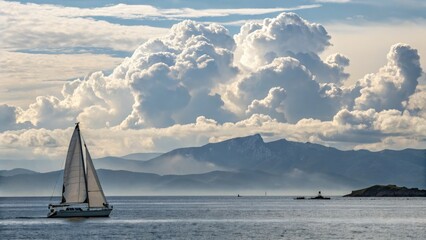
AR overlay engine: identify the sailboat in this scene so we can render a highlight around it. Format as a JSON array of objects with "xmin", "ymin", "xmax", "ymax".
[{"xmin": 47, "ymin": 123, "xmax": 112, "ymax": 218}]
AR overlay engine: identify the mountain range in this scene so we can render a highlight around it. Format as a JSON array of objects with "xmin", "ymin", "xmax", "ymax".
[{"xmin": 0, "ymin": 134, "xmax": 425, "ymax": 196}]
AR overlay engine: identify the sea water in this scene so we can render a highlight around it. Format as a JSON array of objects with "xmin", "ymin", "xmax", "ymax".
[{"xmin": 0, "ymin": 196, "xmax": 425, "ymax": 239}]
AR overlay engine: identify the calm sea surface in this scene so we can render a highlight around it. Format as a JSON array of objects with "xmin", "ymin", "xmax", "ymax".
[{"xmin": 0, "ymin": 196, "xmax": 425, "ymax": 239}]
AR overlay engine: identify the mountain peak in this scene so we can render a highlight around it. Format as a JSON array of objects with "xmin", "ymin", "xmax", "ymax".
[
  {"xmin": 229, "ymin": 133, "xmax": 264, "ymax": 143},
  {"xmin": 252, "ymin": 133, "xmax": 263, "ymax": 140},
  {"xmin": 0, "ymin": 168, "xmax": 38, "ymax": 177}
]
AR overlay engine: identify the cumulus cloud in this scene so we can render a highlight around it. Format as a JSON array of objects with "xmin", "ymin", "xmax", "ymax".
[
  {"xmin": 246, "ymin": 87, "xmax": 287, "ymax": 122},
  {"xmin": 407, "ymin": 85, "xmax": 426, "ymax": 118},
  {"xmin": 126, "ymin": 63, "xmax": 190, "ymax": 128},
  {"xmin": 17, "ymin": 71, "xmax": 133, "ymax": 130},
  {"xmin": 284, "ymin": 52, "xmax": 350, "ymax": 84},
  {"xmin": 234, "ymin": 12, "xmax": 331, "ymax": 70},
  {"xmin": 228, "ymin": 57, "xmax": 339, "ymax": 122},
  {"xmin": 329, "ymin": 108, "xmax": 426, "ymax": 146},
  {"xmin": 174, "ymin": 90, "xmax": 237, "ymax": 124},
  {"xmin": 333, "ymin": 108, "xmax": 377, "ymax": 130},
  {"xmin": 17, "ymin": 96, "xmax": 76, "ymax": 129},
  {"xmin": 167, "ymin": 21, "xmax": 235, "ymax": 51},
  {"xmin": 120, "ymin": 20, "xmax": 238, "ymax": 128},
  {"xmin": 14, "ymin": 19, "xmax": 233, "ymax": 130},
  {"xmin": 2, "ymin": 11, "xmax": 425, "ymax": 161},
  {"xmin": 232, "ymin": 12, "xmax": 350, "ymax": 91},
  {"xmin": 0, "ymin": 105, "xmax": 32, "ymax": 132},
  {"xmin": 354, "ymin": 43, "xmax": 422, "ymax": 111}
]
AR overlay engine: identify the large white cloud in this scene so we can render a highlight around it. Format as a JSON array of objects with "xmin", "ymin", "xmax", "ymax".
[
  {"xmin": 120, "ymin": 20, "xmax": 238, "ymax": 128},
  {"xmin": 234, "ymin": 12, "xmax": 331, "ymax": 70},
  {"xmin": 246, "ymin": 87, "xmax": 287, "ymax": 122},
  {"xmin": 407, "ymin": 85, "xmax": 426, "ymax": 118},
  {"xmin": 328, "ymin": 107, "xmax": 426, "ymax": 147},
  {"xmin": 227, "ymin": 57, "xmax": 339, "ymax": 122},
  {"xmin": 17, "ymin": 71, "xmax": 133, "ymax": 129},
  {"xmin": 0, "ymin": 105, "xmax": 32, "ymax": 132},
  {"xmin": 285, "ymin": 52, "xmax": 350, "ymax": 84},
  {"xmin": 232, "ymin": 11, "xmax": 351, "ymax": 97},
  {"xmin": 321, "ymin": 20, "xmax": 426, "ymax": 84},
  {"xmin": 354, "ymin": 43, "xmax": 422, "ymax": 111},
  {"xmin": 14, "ymin": 19, "xmax": 240, "ymax": 130},
  {"xmin": 2, "ymin": 12, "xmax": 425, "ymax": 161},
  {"xmin": 126, "ymin": 63, "xmax": 190, "ymax": 128}
]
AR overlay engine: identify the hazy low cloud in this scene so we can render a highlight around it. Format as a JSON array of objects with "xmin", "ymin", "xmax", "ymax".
[
  {"xmin": 140, "ymin": 154, "xmax": 228, "ymax": 175},
  {"xmin": 0, "ymin": 2, "xmax": 168, "ymax": 52},
  {"xmin": 0, "ymin": 0, "xmax": 320, "ymax": 54},
  {"xmin": 3, "ymin": 110, "xmax": 425, "ymax": 160},
  {"xmin": 0, "ymin": 1, "xmax": 321, "ymax": 22},
  {"xmin": 0, "ymin": 51, "xmax": 124, "ymax": 108}
]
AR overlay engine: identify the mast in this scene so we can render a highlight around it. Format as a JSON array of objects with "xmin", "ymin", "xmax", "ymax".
[{"xmin": 76, "ymin": 122, "xmax": 89, "ymax": 205}]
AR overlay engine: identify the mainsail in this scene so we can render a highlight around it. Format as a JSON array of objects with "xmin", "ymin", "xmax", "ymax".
[
  {"xmin": 85, "ymin": 144, "xmax": 108, "ymax": 208},
  {"xmin": 61, "ymin": 124, "xmax": 87, "ymax": 204}
]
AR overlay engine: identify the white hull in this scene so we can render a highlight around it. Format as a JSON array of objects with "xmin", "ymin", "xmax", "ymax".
[{"xmin": 48, "ymin": 207, "xmax": 112, "ymax": 218}]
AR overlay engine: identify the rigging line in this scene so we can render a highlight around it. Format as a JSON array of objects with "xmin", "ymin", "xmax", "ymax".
[
  {"xmin": 49, "ymin": 147, "xmax": 67, "ymax": 202},
  {"xmin": 77, "ymin": 124, "xmax": 87, "ymax": 203},
  {"xmin": 78, "ymin": 124, "xmax": 89, "ymax": 205}
]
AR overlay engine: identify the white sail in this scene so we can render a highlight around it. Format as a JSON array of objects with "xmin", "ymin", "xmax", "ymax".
[
  {"xmin": 85, "ymin": 144, "xmax": 108, "ymax": 208},
  {"xmin": 61, "ymin": 124, "xmax": 87, "ymax": 204}
]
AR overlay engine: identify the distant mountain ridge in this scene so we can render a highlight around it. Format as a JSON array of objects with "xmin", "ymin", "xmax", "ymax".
[
  {"xmin": 147, "ymin": 134, "xmax": 425, "ymax": 187},
  {"xmin": 120, "ymin": 153, "xmax": 163, "ymax": 161},
  {"xmin": 0, "ymin": 134, "xmax": 425, "ymax": 195},
  {"xmin": 0, "ymin": 168, "xmax": 37, "ymax": 177}
]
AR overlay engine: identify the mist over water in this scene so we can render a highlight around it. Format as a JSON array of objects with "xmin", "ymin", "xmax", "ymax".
[{"xmin": 1, "ymin": 196, "xmax": 425, "ymax": 239}]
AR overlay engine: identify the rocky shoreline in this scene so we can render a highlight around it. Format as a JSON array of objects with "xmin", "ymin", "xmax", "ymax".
[{"xmin": 344, "ymin": 185, "xmax": 426, "ymax": 197}]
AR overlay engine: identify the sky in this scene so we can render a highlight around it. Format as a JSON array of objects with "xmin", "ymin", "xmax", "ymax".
[{"xmin": 1, "ymin": 0, "xmax": 426, "ymax": 161}]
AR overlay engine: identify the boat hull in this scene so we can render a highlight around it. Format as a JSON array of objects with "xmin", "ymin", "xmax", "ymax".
[
  {"xmin": 310, "ymin": 197, "xmax": 330, "ymax": 200},
  {"xmin": 48, "ymin": 208, "xmax": 112, "ymax": 218}
]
